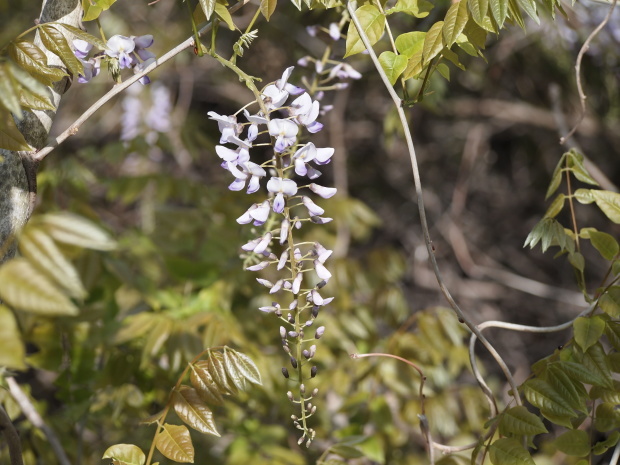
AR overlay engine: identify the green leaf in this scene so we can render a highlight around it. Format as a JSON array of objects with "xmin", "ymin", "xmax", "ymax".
[
  {"xmin": 0, "ymin": 63, "xmax": 22, "ymax": 115},
  {"xmin": 402, "ymin": 49, "xmax": 424, "ymax": 80},
  {"xmin": 441, "ymin": 48, "xmax": 465, "ymax": 70},
  {"xmin": 443, "ymin": 0, "xmax": 469, "ymax": 47},
  {"xmin": 574, "ymin": 188, "xmax": 595, "ymax": 204},
  {"xmin": 547, "ymin": 364, "xmax": 588, "ymax": 413},
  {"xmin": 489, "ymin": 0, "xmax": 509, "ymax": 26},
  {"xmin": 0, "ymin": 106, "xmax": 34, "ymax": 151},
  {"xmin": 468, "ymin": 0, "xmax": 489, "ymax": 27},
  {"xmin": 215, "ymin": 3, "xmax": 236, "ymax": 30},
  {"xmin": 82, "ymin": 0, "xmax": 117, "ymax": 21},
  {"xmin": 545, "ymin": 156, "xmax": 565, "ymax": 199},
  {"xmin": 378, "ymin": 51, "xmax": 407, "ymax": 85},
  {"xmin": 260, "ymin": 0, "xmax": 277, "ymax": 20},
  {"xmin": 489, "ymin": 438, "xmax": 535, "ymax": 465},
  {"xmin": 591, "ymin": 190, "xmax": 620, "ymax": 224},
  {"xmin": 330, "ymin": 444, "xmax": 364, "ymax": 458},
  {"xmin": 592, "ymin": 431, "xmax": 620, "ymax": 455},
  {"xmin": 499, "ymin": 406, "xmax": 547, "ymax": 436},
  {"xmin": 581, "ymin": 343, "xmax": 613, "ymax": 389},
  {"xmin": 586, "ymin": 230, "xmax": 619, "ymax": 260},
  {"xmin": 39, "ymin": 25, "xmax": 84, "ymax": 76},
  {"xmin": 590, "ymin": 382, "xmax": 620, "ymax": 403},
  {"xmin": 436, "ymin": 62, "xmax": 450, "ymax": 80},
  {"xmin": 9, "ymin": 62, "xmax": 55, "ymax": 111},
  {"xmin": 515, "ymin": 0, "xmax": 539, "ymax": 23},
  {"xmin": 225, "ymin": 349, "xmax": 262, "ymax": 385},
  {"xmin": 154, "ymin": 423, "xmax": 194, "ymax": 463},
  {"xmin": 553, "ymin": 429, "xmax": 590, "ymax": 457},
  {"xmin": 567, "ymin": 150, "xmax": 598, "ymax": 186},
  {"xmin": 9, "ymin": 40, "xmax": 67, "ymax": 86},
  {"xmin": 594, "ymin": 403, "xmax": 620, "ymax": 432},
  {"xmin": 19, "ymin": 86, "xmax": 56, "ymax": 111},
  {"xmin": 523, "ymin": 379, "xmax": 576, "ymax": 418},
  {"xmin": 395, "ymin": 31, "xmax": 426, "ymax": 58},
  {"xmin": 553, "ymin": 360, "xmax": 608, "ymax": 388},
  {"xmin": 573, "ymin": 316, "xmax": 605, "ymax": 352},
  {"xmin": 19, "ymin": 225, "xmax": 87, "ymax": 299},
  {"xmin": 605, "ymin": 321, "xmax": 620, "ymax": 350},
  {"xmin": 172, "ymin": 386, "xmax": 220, "ymax": 436},
  {"xmin": 199, "ymin": 0, "xmax": 216, "ymax": 20},
  {"xmin": 422, "ymin": 21, "xmax": 445, "ymax": 65},
  {"xmin": 345, "ymin": 5, "xmax": 386, "ymax": 58},
  {"xmin": 55, "ymin": 23, "xmax": 107, "ymax": 49},
  {"xmin": 0, "ymin": 305, "xmax": 26, "ymax": 369},
  {"xmin": 102, "ymin": 444, "xmax": 145, "ymax": 465},
  {"xmin": 544, "ymin": 194, "xmax": 565, "ymax": 219},
  {"xmin": 463, "ymin": 19, "xmax": 487, "ymax": 49},
  {"xmin": 34, "ymin": 212, "xmax": 116, "ymax": 250},
  {"xmin": 0, "ymin": 258, "xmax": 78, "ymax": 316},
  {"xmin": 386, "ymin": 0, "xmax": 433, "ymax": 17}
]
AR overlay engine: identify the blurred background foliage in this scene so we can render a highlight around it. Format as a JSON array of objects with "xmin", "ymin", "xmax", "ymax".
[{"xmin": 1, "ymin": 0, "xmax": 619, "ymax": 463}]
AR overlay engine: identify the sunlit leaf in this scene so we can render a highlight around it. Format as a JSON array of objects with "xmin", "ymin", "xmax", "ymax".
[
  {"xmin": 422, "ymin": 21, "xmax": 445, "ymax": 65},
  {"xmin": 386, "ymin": 0, "xmax": 433, "ymax": 17},
  {"xmin": 198, "ymin": 0, "xmax": 216, "ymax": 19},
  {"xmin": 0, "ymin": 305, "xmax": 26, "ymax": 369},
  {"xmin": 499, "ymin": 406, "xmax": 547, "ymax": 436},
  {"xmin": 553, "ymin": 429, "xmax": 590, "ymax": 457},
  {"xmin": 34, "ymin": 212, "xmax": 116, "ymax": 250},
  {"xmin": 0, "ymin": 106, "xmax": 34, "ymax": 151},
  {"xmin": 215, "ymin": 3, "xmax": 236, "ymax": 30},
  {"xmin": 40, "ymin": 25, "xmax": 84, "ymax": 76},
  {"xmin": 9, "ymin": 40, "xmax": 67, "ymax": 86},
  {"xmin": 590, "ymin": 190, "xmax": 620, "ymax": 224},
  {"xmin": 489, "ymin": 0, "xmax": 509, "ymax": 26},
  {"xmin": 344, "ymin": 5, "xmax": 386, "ymax": 58},
  {"xmin": 155, "ymin": 423, "xmax": 194, "ymax": 463},
  {"xmin": 190, "ymin": 361, "xmax": 225, "ymax": 405},
  {"xmin": 395, "ymin": 31, "xmax": 426, "ymax": 58},
  {"xmin": 378, "ymin": 51, "xmax": 407, "ymax": 85},
  {"xmin": 56, "ymin": 23, "xmax": 108, "ymax": 49},
  {"xmin": 573, "ymin": 316, "xmax": 605, "ymax": 352},
  {"xmin": 516, "ymin": 0, "xmax": 539, "ymax": 23},
  {"xmin": 227, "ymin": 349, "xmax": 262, "ymax": 385},
  {"xmin": 489, "ymin": 438, "xmax": 535, "ymax": 465},
  {"xmin": 402, "ymin": 49, "xmax": 424, "ymax": 80},
  {"xmin": 172, "ymin": 386, "xmax": 220, "ymax": 436},
  {"xmin": 468, "ymin": 0, "xmax": 489, "ymax": 26},
  {"xmin": 102, "ymin": 444, "xmax": 145, "ymax": 465},
  {"xmin": 443, "ymin": 0, "xmax": 469, "ymax": 47},
  {"xmin": 0, "ymin": 258, "xmax": 78, "ymax": 316},
  {"xmin": 0, "ymin": 63, "xmax": 22, "ymax": 115},
  {"xmin": 208, "ymin": 350, "xmax": 237, "ymax": 394},
  {"xmin": 9, "ymin": 62, "xmax": 55, "ymax": 112},
  {"xmin": 260, "ymin": 0, "xmax": 277, "ymax": 20},
  {"xmin": 82, "ymin": 0, "xmax": 117, "ymax": 21}
]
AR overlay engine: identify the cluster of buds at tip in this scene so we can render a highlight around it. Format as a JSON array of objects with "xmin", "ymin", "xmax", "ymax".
[{"xmin": 209, "ymin": 66, "xmax": 337, "ymax": 446}]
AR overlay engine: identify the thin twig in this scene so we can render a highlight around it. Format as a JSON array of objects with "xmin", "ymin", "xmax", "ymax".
[
  {"xmin": 6, "ymin": 377, "xmax": 71, "ymax": 465},
  {"xmin": 0, "ymin": 403, "xmax": 24, "ymax": 465},
  {"xmin": 561, "ymin": 0, "xmax": 618, "ymax": 144},
  {"xmin": 32, "ymin": 0, "xmax": 252, "ymax": 162},
  {"xmin": 347, "ymin": 1, "xmax": 521, "ymax": 409}
]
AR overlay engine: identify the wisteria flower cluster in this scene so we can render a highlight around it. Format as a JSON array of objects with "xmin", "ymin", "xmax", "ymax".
[
  {"xmin": 208, "ymin": 66, "xmax": 337, "ymax": 446},
  {"xmin": 73, "ymin": 34, "xmax": 156, "ymax": 84}
]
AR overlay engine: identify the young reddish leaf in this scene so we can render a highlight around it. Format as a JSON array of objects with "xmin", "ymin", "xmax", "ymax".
[
  {"xmin": 39, "ymin": 25, "xmax": 84, "ymax": 76},
  {"xmin": 0, "ymin": 258, "xmax": 78, "ymax": 316},
  {"xmin": 172, "ymin": 386, "xmax": 220, "ymax": 436},
  {"xmin": 489, "ymin": 438, "xmax": 535, "ymax": 465},
  {"xmin": 228, "ymin": 349, "xmax": 262, "ymax": 385},
  {"xmin": 208, "ymin": 350, "xmax": 237, "ymax": 394},
  {"xmin": 553, "ymin": 430, "xmax": 590, "ymax": 457},
  {"xmin": 344, "ymin": 5, "xmax": 386, "ymax": 58},
  {"xmin": 154, "ymin": 423, "xmax": 194, "ymax": 463},
  {"xmin": 499, "ymin": 406, "xmax": 547, "ymax": 436},
  {"xmin": 190, "ymin": 361, "xmax": 225, "ymax": 405},
  {"xmin": 102, "ymin": 444, "xmax": 146, "ymax": 465},
  {"xmin": 443, "ymin": 0, "xmax": 469, "ymax": 47},
  {"xmin": 0, "ymin": 107, "xmax": 34, "ymax": 151}
]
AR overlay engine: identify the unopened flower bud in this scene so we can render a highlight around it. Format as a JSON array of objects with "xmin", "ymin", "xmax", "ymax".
[
  {"xmin": 306, "ymin": 402, "xmax": 312, "ymax": 410},
  {"xmin": 312, "ymin": 388, "xmax": 319, "ymax": 396},
  {"xmin": 312, "ymin": 306, "xmax": 319, "ymax": 318},
  {"xmin": 310, "ymin": 406, "xmax": 317, "ymax": 415},
  {"xmin": 300, "ymin": 384, "xmax": 306, "ymax": 394},
  {"xmin": 316, "ymin": 280, "xmax": 327, "ymax": 289},
  {"xmin": 298, "ymin": 436, "xmax": 304, "ymax": 445},
  {"xmin": 282, "ymin": 367, "xmax": 290, "ymax": 378},
  {"xmin": 290, "ymin": 356, "xmax": 298, "ymax": 369},
  {"xmin": 287, "ymin": 391, "xmax": 294, "ymax": 401},
  {"xmin": 282, "ymin": 344, "xmax": 291, "ymax": 354},
  {"xmin": 302, "ymin": 349, "xmax": 311, "ymax": 359},
  {"xmin": 305, "ymin": 320, "xmax": 313, "ymax": 327},
  {"xmin": 275, "ymin": 309, "xmax": 282, "ymax": 317},
  {"xmin": 288, "ymin": 313, "xmax": 295, "ymax": 324},
  {"xmin": 280, "ymin": 326, "xmax": 287, "ymax": 339},
  {"xmin": 288, "ymin": 331, "xmax": 299, "ymax": 338},
  {"xmin": 289, "ymin": 299, "xmax": 298, "ymax": 310},
  {"xmin": 309, "ymin": 345, "xmax": 316, "ymax": 357},
  {"xmin": 315, "ymin": 326, "xmax": 325, "ymax": 339},
  {"xmin": 311, "ymin": 366, "xmax": 317, "ymax": 377},
  {"xmin": 291, "ymin": 414, "xmax": 298, "ymax": 420}
]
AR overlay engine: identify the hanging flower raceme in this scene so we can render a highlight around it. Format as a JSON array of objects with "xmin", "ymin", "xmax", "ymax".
[{"xmin": 208, "ymin": 66, "xmax": 337, "ymax": 446}]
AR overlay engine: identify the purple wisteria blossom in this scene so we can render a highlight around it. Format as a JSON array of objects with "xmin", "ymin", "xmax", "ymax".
[{"xmin": 106, "ymin": 35, "xmax": 136, "ymax": 69}]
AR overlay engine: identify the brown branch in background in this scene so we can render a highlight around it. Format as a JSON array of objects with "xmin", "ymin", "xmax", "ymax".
[
  {"xmin": 0, "ymin": 403, "xmax": 24, "ymax": 465},
  {"xmin": 6, "ymin": 377, "xmax": 71, "ymax": 465},
  {"xmin": 561, "ymin": 0, "xmax": 618, "ymax": 144}
]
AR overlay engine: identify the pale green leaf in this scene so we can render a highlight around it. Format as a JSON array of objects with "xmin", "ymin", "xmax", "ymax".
[
  {"xmin": 581, "ymin": 343, "xmax": 613, "ymax": 389},
  {"xmin": 545, "ymin": 157, "xmax": 564, "ymax": 199},
  {"xmin": 226, "ymin": 349, "xmax": 262, "ymax": 385},
  {"xmin": 55, "ymin": 23, "xmax": 107, "ymax": 49},
  {"xmin": 0, "ymin": 106, "xmax": 34, "ymax": 151},
  {"xmin": 172, "ymin": 386, "xmax": 220, "ymax": 436},
  {"xmin": 441, "ymin": 48, "xmax": 465, "ymax": 70},
  {"xmin": 593, "ymin": 431, "xmax": 620, "ymax": 455},
  {"xmin": 402, "ymin": 49, "xmax": 424, "ymax": 80},
  {"xmin": 155, "ymin": 423, "xmax": 194, "ymax": 463},
  {"xmin": 9, "ymin": 62, "xmax": 55, "ymax": 112},
  {"xmin": 594, "ymin": 403, "xmax": 620, "ymax": 432},
  {"xmin": 468, "ymin": 0, "xmax": 490, "ymax": 26},
  {"xmin": 386, "ymin": 0, "xmax": 433, "ymax": 17},
  {"xmin": 573, "ymin": 316, "xmax": 605, "ymax": 352},
  {"xmin": 345, "ymin": 5, "xmax": 386, "ymax": 58},
  {"xmin": 199, "ymin": 0, "xmax": 216, "ymax": 20},
  {"xmin": 443, "ymin": 0, "xmax": 469, "ymax": 47},
  {"xmin": 395, "ymin": 31, "xmax": 426, "ymax": 58},
  {"xmin": 499, "ymin": 406, "xmax": 547, "ymax": 436},
  {"xmin": 566, "ymin": 150, "xmax": 598, "ymax": 186},
  {"xmin": 574, "ymin": 188, "xmax": 595, "ymax": 204},
  {"xmin": 0, "ymin": 63, "xmax": 22, "ymax": 115},
  {"xmin": 82, "ymin": 0, "xmax": 117, "ymax": 21},
  {"xmin": 19, "ymin": 225, "xmax": 87, "ymax": 299},
  {"xmin": 0, "ymin": 305, "xmax": 26, "ymax": 369},
  {"xmin": 544, "ymin": 194, "xmax": 565, "ymax": 219},
  {"xmin": 587, "ymin": 230, "xmax": 619, "ymax": 260},
  {"xmin": 102, "ymin": 444, "xmax": 145, "ymax": 465},
  {"xmin": 40, "ymin": 25, "xmax": 84, "ymax": 76},
  {"xmin": 516, "ymin": 0, "xmax": 539, "ymax": 23},
  {"xmin": 422, "ymin": 21, "xmax": 445, "ymax": 65},
  {"xmin": 329, "ymin": 444, "xmax": 364, "ymax": 458},
  {"xmin": 34, "ymin": 212, "xmax": 116, "ymax": 250},
  {"xmin": 554, "ymin": 429, "xmax": 590, "ymax": 457},
  {"xmin": 378, "ymin": 51, "xmax": 407, "ymax": 85},
  {"xmin": 591, "ymin": 190, "xmax": 620, "ymax": 224},
  {"xmin": 222, "ymin": 348, "xmax": 248, "ymax": 391},
  {"xmin": 436, "ymin": 62, "xmax": 450, "ymax": 80},
  {"xmin": 489, "ymin": 0, "xmax": 509, "ymax": 26},
  {"xmin": 19, "ymin": 85, "xmax": 56, "ymax": 111},
  {"xmin": 523, "ymin": 379, "xmax": 576, "ymax": 417},
  {"xmin": 489, "ymin": 438, "xmax": 535, "ymax": 465},
  {"xmin": 0, "ymin": 258, "xmax": 78, "ymax": 316},
  {"xmin": 260, "ymin": 0, "xmax": 277, "ymax": 20},
  {"xmin": 215, "ymin": 3, "xmax": 236, "ymax": 30},
  {"xmin": 190, "ymin": 361, "xmax": 225, "ymax": 405},
  {"xmin": 463, "ymin": 19, "xmax": 487, "ymax": 49},
  {"xmin": 599, "ymin": 287, "xmax": 620, "ymax": 318},
  {"xmin": 143, "ymin": 317, "xmax": 172, "ymax": 358}
]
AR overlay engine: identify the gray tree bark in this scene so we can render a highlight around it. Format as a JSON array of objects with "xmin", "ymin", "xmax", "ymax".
[{"xmin": 0, "ymin": 0, "xmax": 82, "ymax": 263}]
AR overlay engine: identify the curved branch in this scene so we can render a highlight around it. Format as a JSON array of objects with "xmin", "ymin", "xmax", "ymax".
[
  {"xmin": 33, "ymin": 0, "xmax": 252, "ymax": 163},
  {"xmin": 0, "ymin": 403, "xmax": 24, "ymax": 465},
  {"xmin": 346, "ymin": 1, "xmax": 521, "ymax": 408}
]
